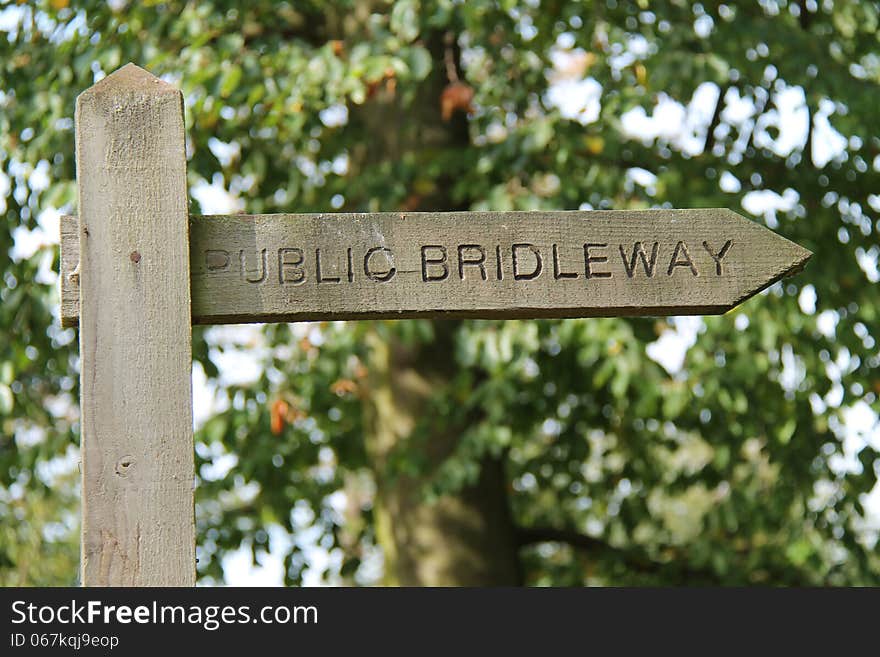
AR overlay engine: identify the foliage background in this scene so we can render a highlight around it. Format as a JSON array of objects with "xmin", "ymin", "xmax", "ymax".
[{"xmin": 1, "ymin": 0, "xmax": 878, "ymax": 585}]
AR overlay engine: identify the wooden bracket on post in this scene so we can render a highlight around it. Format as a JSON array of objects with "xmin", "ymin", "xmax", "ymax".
[{"xmin": 75, "ymin": 63, "xmax": 195, "ymax": 586}]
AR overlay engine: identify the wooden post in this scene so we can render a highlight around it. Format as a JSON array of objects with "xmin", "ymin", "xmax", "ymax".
[{"xmin": 75, "ymin": 64, "xmax": 195, "ymax": 586}]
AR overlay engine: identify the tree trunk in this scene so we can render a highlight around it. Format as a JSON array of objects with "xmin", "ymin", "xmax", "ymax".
[
  {"xmin": 363, "ymin": 326, "xmax": 522, "ymax": 585},
  {"xmin": 348, "ymin": 23, "xmax": 522, "ymax": 586}
]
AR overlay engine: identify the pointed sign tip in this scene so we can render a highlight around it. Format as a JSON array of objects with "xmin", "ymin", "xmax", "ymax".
[
  {"xmin": 721, "ymin": 207, "xmax": 813, "ymax": 278},
  {"xmin": 783, "ymin": 243, "xmax": 813, "ymax": 279},
  {"xmin": 77, "ymin": 63, "xmax": 178, "ymax": 104}
]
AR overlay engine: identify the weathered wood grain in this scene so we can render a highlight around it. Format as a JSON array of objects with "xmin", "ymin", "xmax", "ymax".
[
  {"xmin": 60, "ymin": 214, "xmax": 79, "ymax": 327},
  {"xmin": 61, "ymin": 209, "xmax": 811, "ymax": 327},
  {"xmin": 76, "ymin": 64, "xmax": 195, "ymax": 586}
]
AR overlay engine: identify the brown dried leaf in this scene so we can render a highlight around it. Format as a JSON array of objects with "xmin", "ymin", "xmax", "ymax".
[
  {"xmin": 330, "ymin": 379, "xmax": 358, "ymax": 396},
  {"xmin": 441, "ymin": 82, "xmax": 474, "ymax": 121},
  {"xmin": 270, "ymin": 399, "xmax": 289, "ymax": 435}
]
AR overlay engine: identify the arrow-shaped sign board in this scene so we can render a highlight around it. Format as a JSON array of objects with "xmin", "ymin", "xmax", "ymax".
[{"xmin": 60, "ymin": 208, "xmax": 810, "ymax": 328}]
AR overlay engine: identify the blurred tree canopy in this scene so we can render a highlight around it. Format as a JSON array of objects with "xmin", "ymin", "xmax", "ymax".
[{"xmin": 1, "ymin": 0, "xmax": 879, "ymax": 585}]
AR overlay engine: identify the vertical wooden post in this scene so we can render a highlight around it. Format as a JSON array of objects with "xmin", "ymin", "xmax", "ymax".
[{"xmin": 75, "ymin": 64, "xmax": 195, "ymax": 586}]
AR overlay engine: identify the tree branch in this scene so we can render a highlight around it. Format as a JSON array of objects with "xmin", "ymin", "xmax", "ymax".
[
  {"xmin": 516, "ymin": 526, "xmax": 662, "ymax": 576},
  {"xmin": 444, "ymin": 31, "xmax": 460, "ymax": 83},
  {"xmin": 798, "ymin": 0, "xmax": 813, "ymax": 30},
  {"xmin": 703, "ymin": 84, "xmax": 729, "ymax": 156},
  {"xmin": 744, "ymin": 81, "xmax": 775, "ymax": 155},
  {"xmin": 516, "ymin": 525, "xmax": 733, "ymax": 582},
  {"xmin": 805, "ymin": 99, "xmax": 814, "ymax": 166}
]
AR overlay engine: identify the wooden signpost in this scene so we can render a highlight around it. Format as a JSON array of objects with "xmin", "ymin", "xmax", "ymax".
[{"xmin": 62, "ymin": 64, "xmax": 812, "ymax": 586}]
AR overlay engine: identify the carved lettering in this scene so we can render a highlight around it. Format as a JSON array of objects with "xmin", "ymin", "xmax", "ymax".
[
  {"xmin": 278, "ymin": 247, "xmax": 305, "ymax": 284},
  {"xmin": 619, "ymin": 242, "xmax": 659, "ymax": 278},
  {"xmin": 667, "ymin": 241, "xmax": 698, "ymax": 276},
  {"xmin": 364, "ymin": 246, "xmax": 397, "ymax": 282},
  {"xmin": 584, "ymin": 243, "xmax": 611, "ymax": 279},
  {"xmin": 206, "ymin": 237, "xmax": 732, "ymax": 291},
  {"xmin": 240, "ymin": 249, "xmax": 268, "ymax": 284},
  {"xmin": 552, "ymin": 244, "xmax": 578, "ymax": 280},
  {"xmin": 458, "ymin": 244, "xmax": 487, "ymax": 281},
  {"xmin": 205, "ymin": 249, "xmax": 230, "ymax": 272},
  {"xmin": 702, "ymin": 239, "xmax": 732, "ymax": 276},
  {"xmin": 315, "ymin": 248, "xmax": 340, "ymax": 283},
  {"xmin": 512, "ymin": 244, "xmax": 542, "ymax": 281},
  {"xmin": 421, "ymin": 245, "xmax": 449, "ymax": 282}
]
